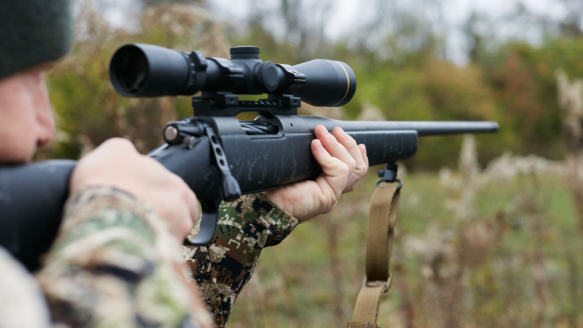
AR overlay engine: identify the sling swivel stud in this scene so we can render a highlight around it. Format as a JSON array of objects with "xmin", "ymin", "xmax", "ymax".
[{"xmin": 375, "ymin": 162, "xmax": 403, "ymax": 190}]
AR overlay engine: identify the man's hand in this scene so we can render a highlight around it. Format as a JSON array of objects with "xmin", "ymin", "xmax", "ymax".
[
  {"xmin": 264, "ymin": 125, "xmax": 369, "ymax": 222},
  {"xmin": 70, "ymin": 138, "xmax": 198, "ymax": 240}
]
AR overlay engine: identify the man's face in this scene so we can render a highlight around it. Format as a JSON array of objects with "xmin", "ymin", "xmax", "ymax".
[{"xmin": 0, "ymin": 64, "xmax": 55, "ymax": 164}]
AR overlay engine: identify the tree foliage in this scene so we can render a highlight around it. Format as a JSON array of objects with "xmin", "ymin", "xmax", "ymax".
[
  {"xmin": 44, "ymin": 2, "xmax": 229, "ymax": 160},
  {"xmin": 43, "ymin": 0, "xmax": 583, "ymax": 171}
]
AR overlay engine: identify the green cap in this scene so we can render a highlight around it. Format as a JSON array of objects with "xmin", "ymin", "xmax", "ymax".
[{"xmin": 0, "ymin": 0, "xmax": 73, "ymax": 79}]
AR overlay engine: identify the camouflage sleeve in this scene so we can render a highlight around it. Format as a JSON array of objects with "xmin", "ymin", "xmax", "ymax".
[
  {"xmin": 35, "ymin": 186, "xmax": 214, "ymax": 328},
  {"xmin": 183, "ymin": 193, "xmax": 299, "ymax": 328}
]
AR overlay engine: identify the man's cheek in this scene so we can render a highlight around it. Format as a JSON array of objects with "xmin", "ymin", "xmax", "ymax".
[
  {"xmin": 33, "ymin": 73, "xmax": 55, "ymax": 148},
  {"xmin": 0, "ymin": 73, "xmax": 45, "ymax": 163}
]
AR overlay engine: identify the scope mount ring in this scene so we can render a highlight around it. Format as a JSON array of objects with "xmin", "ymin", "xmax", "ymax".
[
  {"xmin": 192, "ymin": 92, "xmax": 299, "ymax": 117},
  {"xmin": 182, "ymin": 50, "xmax": 208, "ymax": 95}
]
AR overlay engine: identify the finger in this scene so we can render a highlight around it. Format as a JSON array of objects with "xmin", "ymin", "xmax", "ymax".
[
  {"xmin": 359, "ymin": 144, "xmax": 369, "ymax": 168},
  {"xmin": 185, "ymin": 188, "xmax": 199, "ymax": 227},
  {"xmin": 99, "ymin": 138, "xmax": 138, "ymax": 155},
  {"xmin": 165, "ymin": 173, "xmax": 198, "ymax": 238},
  {"xmin": 332, "ymin": 127, "xmax": 367, "ymax": 180},
  {"xmin": 164, "ymin": 178, "xmax": 198, "ymax": 240},
  {"xmin": 315, "ymin": 125, "xmax": 355, "ymax": 174},
  {"xmin": 344, "ymin": 144, "xmax": 369, "ymax": 192},
  {"xmin": 311, "ymin": 139, "xmax": 349, "ymax": 200}
]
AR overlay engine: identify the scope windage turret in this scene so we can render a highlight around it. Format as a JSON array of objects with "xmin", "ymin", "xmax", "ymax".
[{"xmin": 109, "ymin": 43, "xmax": 356, "ymax": 107}]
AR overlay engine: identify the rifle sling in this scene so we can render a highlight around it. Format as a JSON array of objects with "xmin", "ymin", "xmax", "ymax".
[{"xmin": 348, "ymin": 182, "xmax": 401, "ymax": 328}]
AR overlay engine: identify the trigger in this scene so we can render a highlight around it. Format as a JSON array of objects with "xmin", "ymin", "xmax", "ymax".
[{"xmin": 183, "ymin": 198, "xmax": 221, "ymax": 246}]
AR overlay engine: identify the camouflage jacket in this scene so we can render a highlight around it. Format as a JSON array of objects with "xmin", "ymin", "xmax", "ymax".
[
  {"xmin": 184, "ymin": 193, "xmax": 298, "ymax": 327},
  {"xmin": 0, "ymin": 187, "xmax": 297, "ymax": 328}
]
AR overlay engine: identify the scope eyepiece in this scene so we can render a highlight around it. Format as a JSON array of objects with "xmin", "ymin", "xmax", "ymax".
[{"xmin": 109, "ymin": 43, "xmax": 357, "ymax": 107}]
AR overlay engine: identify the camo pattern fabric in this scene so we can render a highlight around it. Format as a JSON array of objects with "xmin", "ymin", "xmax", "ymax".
[
  {"xmin": 184, "ymin": 193, "xmax": 299, "ymax": 328},
  {"xmin": 35, "ymin": 186, "xmax": 214, "ymax": 328}
]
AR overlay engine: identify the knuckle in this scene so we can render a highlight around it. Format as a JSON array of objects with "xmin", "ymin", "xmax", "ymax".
[
  {"xmin": 327, "ymin": 200, "xmax": 338, "ymax": 213},
  {"xmin": 105, "ymin": 137, "xmax": 132, "ymax": 148},
  {"xmin": 348, "ymin": 158, "xmax": 356, "ymax": 171},
  {"xmin": 100, "ymin": 138, "xmax": 136, "ymax": 155},
  {"xmin": 170, "ymin": 173, "xmax": 184, "ymax": 185},
  {"xmin": 362, "ymin": 164, "xmax": 368, "ymax": 174},
  {"xmin": 179, "ymin": 220, "xmax": 194, "ymax": 238},
  {"xmin": 343, "ymin": 160, "xmax": 350, "ymax": 171},
  {"xmin": 164, "ymin": 175, "xmax": 188, "ymax": 197},
  {"xmin": 343, "ymin": 164, "xmax": 350, "ymax": 176},
  {"xmin": 184, "ymin": 215, "xmax": 195, "ymax": 230},
  {"xmin": 157, "ymin": 206, "xmax": 172, "ymax": 223},
  {"xmin": 176, "ymin": 180, "xmax": 192, "ymax": 199},
  {"xmin": 355, "ymin": 164, "xmax": 367, "ymax": 177},
  {"xmin": 338, "ymin": 162, "xmax": 350, "ymax": 176},
  {"xmin": 185, "ymin": 190, "xmax": 197, "ymax": 206},
  {"xmin": 179, "ymin": 185, "xmax": 190, "ymax": 200}
]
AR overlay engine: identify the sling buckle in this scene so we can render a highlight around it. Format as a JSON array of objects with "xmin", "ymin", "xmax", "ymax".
[{"xmin": 362, "ymin": 273, "xmax": 392, "ymax": 291}]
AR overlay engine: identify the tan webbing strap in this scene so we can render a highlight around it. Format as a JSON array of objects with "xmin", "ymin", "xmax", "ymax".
[{"xmin": 348, "ymin": 182, "xmax": 401, "ymax": 328}]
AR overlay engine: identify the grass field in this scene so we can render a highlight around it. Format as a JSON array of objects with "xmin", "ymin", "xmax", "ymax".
[{"xmin": 228, "ymin": 166, "xmax": 583, "ymax": 328}]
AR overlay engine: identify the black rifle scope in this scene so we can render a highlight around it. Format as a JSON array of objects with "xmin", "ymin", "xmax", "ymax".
[{"xmin": 109, "ymin": 44, "xmax": 356, "ymax": 107}]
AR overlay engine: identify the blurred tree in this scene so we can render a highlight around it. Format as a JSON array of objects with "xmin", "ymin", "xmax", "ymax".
[
  {"xmin": 278, "ymin": 0, "xmax": 334, "ymax": 61},
  {"xmin": 42, "ymin": 0, "xmax": 583, "ymax": 170},
  {"xmin": 138, "ymin": 0, "xmax": 205, "ymax": 9},
  {"xmin": 474, "ymin": 37, "xmax": 583, "ymax": 160},
  {"xmin": 44, "ymin": 1, "xmax": 230, "ymax": 159},
  {"xmin": 462, "ymin": 12, "xmax": 491, "ymax": 63},
  {"xmin": 559, "ymin": 0, "xmax": 583, "ymax": 38}
]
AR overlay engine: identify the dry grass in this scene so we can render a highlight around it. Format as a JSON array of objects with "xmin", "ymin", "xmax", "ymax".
[{"xmin": 228, "ymin": 135, "xmax": 583, "ymax": 328}]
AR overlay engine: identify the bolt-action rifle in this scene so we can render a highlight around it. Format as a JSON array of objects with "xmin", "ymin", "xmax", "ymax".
[{"xmin": 0, "ymin": 44, "xmax": 498, "ymax": 271}]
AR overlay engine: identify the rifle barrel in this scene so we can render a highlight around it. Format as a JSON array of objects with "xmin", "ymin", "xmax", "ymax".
[{"xmin": 300, "ymin": 117, "xmax": 499, "ymax": 136}]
